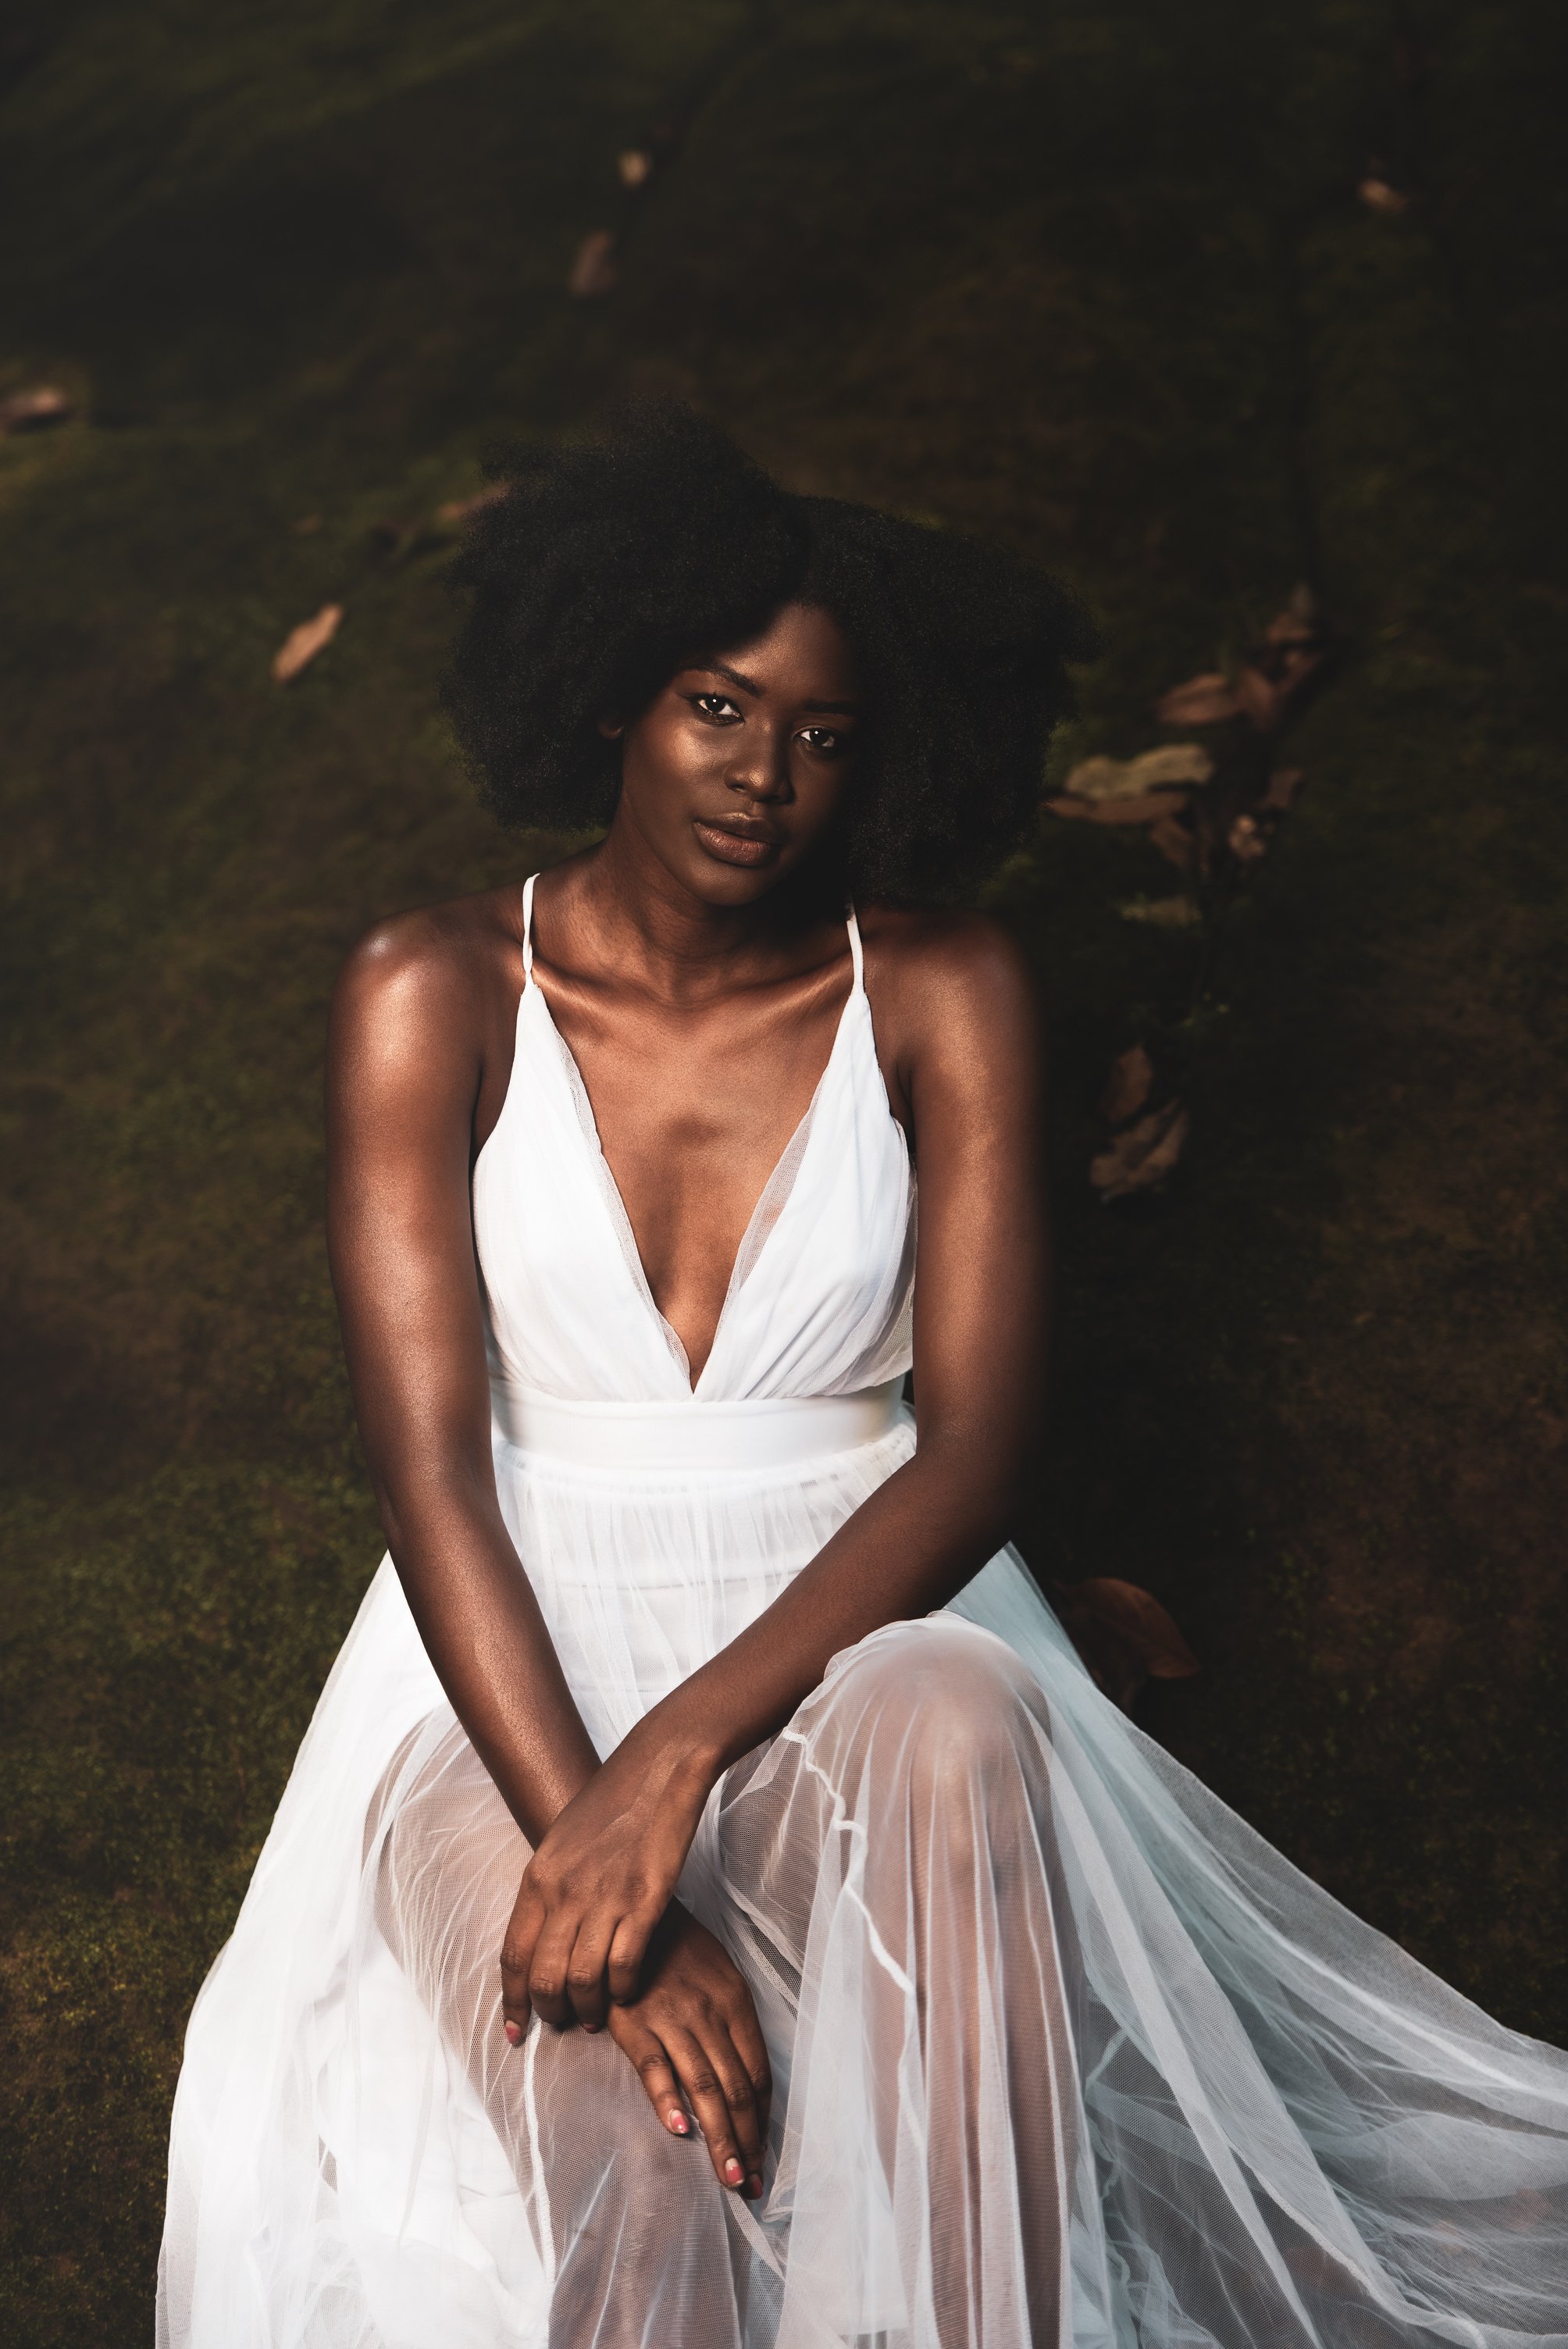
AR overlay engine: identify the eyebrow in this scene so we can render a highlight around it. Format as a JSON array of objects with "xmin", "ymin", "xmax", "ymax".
[{"xmin": 699, "ymin": 661, "xmax": 860, "ymax": 715}]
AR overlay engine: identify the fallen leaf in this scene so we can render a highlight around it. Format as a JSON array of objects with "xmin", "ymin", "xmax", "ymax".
[
  {"xmin": 1155, "ymin": 592, "xmax": 1331, "ymax": 736},
  {"xmin": 1046, "ymin": 1577, "xmax": 1200, "ymax": 1713},
  {"xmin": 1060, "ymin": 743, "xmax": 1213, "ymax": 800},
  {"xmin": 618, "ymin": 148, "xmax": 654, "ymax": 187},
  {"xmin": 1099, "ymin": 1043, "xmax": 1153, "ymax": 1125},
  {"xmin": 0, "ymin": 384, "xmax": 73, "ymax": 433},
  {"xmin": 568, "ymin": 229, "xmax": 618, "ymax": 298},
  {"xmin": 1050, "ymin": 789, "xmax": 1193, "ymax": 828},
  {"xmin": 1227, "ymin": 811, "xmax": 1267, "ymax": 863},
  {"xmin": 1047, "ymin": 743, "xmax": 1212, "ymax": 829},
  {"xmin": 272, "ymin": 603, "xmax": 344, "ymax": 683},
  {"xmin": 1358, "ymin": 172, "xmax": 1409, "ymax": 214},
  {"xmin": 1153, "ymin": 672, "xmax": 1239, "ymax": 726},
  {"xmin": 435, "ymin": 483, "xmax": 511, "ymax": 527},
  {"xmin": 1117, "ymin": 895, "xmax": 1202, "ymax": 929},
  {"xmin": 1090, "ymin": 1098, "xmax": 1189, "ymax": 1200}
]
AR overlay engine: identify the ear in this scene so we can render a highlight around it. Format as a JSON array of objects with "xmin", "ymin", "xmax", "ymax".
[{"xmin": 596, "ymin": 715, "xmax": 624, "ymax": 741}]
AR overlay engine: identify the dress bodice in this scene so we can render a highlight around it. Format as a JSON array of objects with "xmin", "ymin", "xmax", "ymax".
[{"xmin": 472, "ymin": 876, "xmax": 916, "ymax": 1414}]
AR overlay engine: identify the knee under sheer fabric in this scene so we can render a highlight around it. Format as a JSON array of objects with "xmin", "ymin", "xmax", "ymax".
[
  {"xmin": 372, "ymin": 1618, "xmax": 1078, "ymax": 2349},
  {"xmin": 362, "ymin": 1580, "xmax": 1568, "ymax": 2349}
]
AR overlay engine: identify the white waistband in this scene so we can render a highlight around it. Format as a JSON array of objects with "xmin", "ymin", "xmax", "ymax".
[{"xmin": 490, "ymin": 1379, "xmax": 907, "ymax": 1472}]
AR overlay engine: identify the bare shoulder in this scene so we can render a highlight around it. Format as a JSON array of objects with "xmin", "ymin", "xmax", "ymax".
[
  {"xmin": 333, "ymin": 884, "xmax": 522, "ymax": 1038},
  {"xmin": 857, "ymin": 903, "xmax": 1038, "ymax": 1050}
]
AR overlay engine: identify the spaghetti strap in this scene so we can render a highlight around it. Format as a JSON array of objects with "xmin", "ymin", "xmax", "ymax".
[
  {"xmin": 845, "ymin": 901, "xmax": 864, "ymax": 991},
  {"xmin": 520, "ymin": 873, "xmax": 537, "ymax": 986}
]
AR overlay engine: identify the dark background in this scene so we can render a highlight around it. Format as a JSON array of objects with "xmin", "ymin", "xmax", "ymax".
[{"xmin": 2, "ymin": 3, "xmax": 1565, "ymax": 2337}]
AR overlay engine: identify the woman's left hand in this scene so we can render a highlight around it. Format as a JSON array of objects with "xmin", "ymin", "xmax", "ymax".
[{"xmin": 501, "ymin": 1726, "xmax": 717, "ymax": 2034}]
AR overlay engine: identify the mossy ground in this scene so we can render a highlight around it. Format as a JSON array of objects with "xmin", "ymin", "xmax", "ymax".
[{"xmin": 2, "ymin": 3, "xmax": 1565, "ymax": 2337}]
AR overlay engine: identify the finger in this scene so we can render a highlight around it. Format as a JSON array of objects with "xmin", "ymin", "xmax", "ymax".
[
  {"xmin": 606, "ymin": 1902, "xmax": 663, "ymax": 2005},
  {"xmin": 563, "ymin": 1915, "xmax": 616, "ymax": 2033},
  {"xmin": 499, "ymin": 1890, "xmax": 545, "ymax": 2045},
  {"xmin": 615, "ymin": 2020, "xmax": 695, "ymax": 2144},
  {"xmin": 725, "ymin": 1998, "xmax": 775, "ymax": 2162},
  {"xmin": 706, "ymin": 2018, "xmax": 767, "ymax": 2187},
  {"xmin": 527, "ymin": 1914, "xmax": 582, "ymax": 2030},
  {"xmin": 665, "ymin": 2027, "xmax": 752, "ymax": 2195}
]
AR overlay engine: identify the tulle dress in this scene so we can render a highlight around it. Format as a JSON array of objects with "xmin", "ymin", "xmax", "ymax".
[{"xmin": 159, "ymin": 879, "xmax": 1568, "ymax": 2348}]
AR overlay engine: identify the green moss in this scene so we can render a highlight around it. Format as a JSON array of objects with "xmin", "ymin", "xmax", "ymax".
[{"xmin": 2, "ymin": 2, "xmax": 1566, "ymax": 2334}]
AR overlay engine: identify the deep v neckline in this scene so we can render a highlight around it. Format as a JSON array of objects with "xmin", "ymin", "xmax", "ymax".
[{"xmin": 520, "ymin": 873, "xmax": 864, "ymax": 1398}]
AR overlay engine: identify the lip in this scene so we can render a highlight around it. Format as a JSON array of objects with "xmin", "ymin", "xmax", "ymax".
[{"xmin": 692, "ymin": 818, "xmax": 785, "ymax": 868}]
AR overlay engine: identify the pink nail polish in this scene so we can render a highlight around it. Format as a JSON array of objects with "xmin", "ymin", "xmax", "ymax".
[
  {"xmin": 724, "ymin": 2158, "xmax": 743, "ymax": 2185},
  {"xmin": 503, "ymin": 2020, "xmax": 522, "ymax": 2044},
  {"xmin": 668, "ymin": 2109, "xmax": 690, "ymax": 2135}
]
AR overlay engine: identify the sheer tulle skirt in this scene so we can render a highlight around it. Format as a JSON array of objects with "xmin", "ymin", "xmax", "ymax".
[{"xmin": 159, "ymin": 1421, "xmax": 1568, "ymax": 2347}]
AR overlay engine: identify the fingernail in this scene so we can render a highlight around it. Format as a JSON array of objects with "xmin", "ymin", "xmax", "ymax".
[
  {"xmin": 582, "ymin": 2023, "xmax": 599, "ymax": 2034},
  {"xmin": 668, "ymin": 2109, "xmax": 690, "ymax": 2135},
  {"xmin": 724, "ymin": 2158, "xmax": 743, "ymax": 2186},
  {"xmin": 503, "ymin": 2020, "xmax": 522, "ymax": 2044},
  {"xmin": 746, "ymin": 2175, "xmax": 764, "ymax": 2201}
]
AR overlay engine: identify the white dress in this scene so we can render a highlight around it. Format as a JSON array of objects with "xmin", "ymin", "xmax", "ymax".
[{"xmin": 159, "ymin": 880, "xmax": 1568, "ymax": 2348}]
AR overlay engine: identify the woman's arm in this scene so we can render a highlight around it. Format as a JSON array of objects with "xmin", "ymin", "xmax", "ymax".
[
  {"xmin": 661, "ymin": 916, "xmax": 1048, "ymax": 1760},
  {"xmin": 504, "ymin": 918, "xmax": 1048, "ymax": 2032},
  {"xmin": 329, "ymin": 914, "xmax": 774, "ymax": 2195},
  {"xmin": 326, "ymin": 914, "xmax": 603, "ymax": 1838}
]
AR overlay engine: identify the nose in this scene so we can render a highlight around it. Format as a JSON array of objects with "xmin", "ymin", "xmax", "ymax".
[{"xmin": 725, "ymin": 717, "xmax": 793, "ymax": 803}]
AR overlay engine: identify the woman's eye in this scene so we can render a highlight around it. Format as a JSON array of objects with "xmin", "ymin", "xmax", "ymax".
[
  {"xmin": 692, "ymin": 693, "xmax": 742, "ymax": 722},
  {"xmin": 800, "ymin": 726, "xmax": 849, "ymax": 755}
]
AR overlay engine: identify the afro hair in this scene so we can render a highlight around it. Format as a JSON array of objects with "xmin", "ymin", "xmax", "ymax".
[{"xmin": 443, "ymin": 405, "xmax": 1095, "ymax": 900}]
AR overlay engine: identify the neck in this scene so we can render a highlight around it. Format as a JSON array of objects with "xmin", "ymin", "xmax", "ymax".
[{"xmin": 556, "ymin": 805, "xmax": 837, "ymax": 1002}]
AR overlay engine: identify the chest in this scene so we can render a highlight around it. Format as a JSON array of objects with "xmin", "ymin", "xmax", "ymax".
[{"xmin": 557, "ymin": 988, "xmax": 846, "ymax": 1292}]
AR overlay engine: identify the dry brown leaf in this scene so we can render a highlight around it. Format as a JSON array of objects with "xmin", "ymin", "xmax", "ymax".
[
  {"xmin": 618, "ymin": 148, "xmax": 654, "ymax": 187},
  {"xmin": 1049, "ymin": 790, "xmax": 1195, "ymax": 828},
  {"xmin": 568, "ymin": 230, "xmax": 618, "ymax": 298},
  {"xmin": 1090, "ymin": 1099, "xmax": 1188, "ymax": 1200},
  {"xmin": 1048, "ymin": 745, "xmax": 1211, "ymax": 830},
  {"xmin": 1099, "ymin": 1043, "xmax": 1153, "ymax": 1125},
  {"xmin": 272, "ymin": 603, "xmax": 344, "ymax": 683},
  {"xmin": 1153, "ymin": 672, "xmax": 1240, "ymax": 726},
  {"xmin": 1262, "ymin": 766, "xmax": 1305, "ymax": 811},
  {"xmin": 1156, "ymin": 596, "xmax": 1329, "ymax": 736},
  {"xmin": 1358, "ymin": 173, "xmax": 1409, "ymax": 213},
  {"xmin": 1060, "ymin": 744, "xmax": 1213, "ymax": 800},
  {"xmin": 436, "ymin": 483, "xmax": 511, "ymax": 527},
  {"xmin": 0, "ymin": 384, "xmax": 73, "ymax": 433},
  {"xmin": 1046, "ymin": 1576, "xmax": 1200, "ymax": 1713},
  {"xmin": 1227, "ymin": 812, "xmax": 1267, "ymax": 864}
]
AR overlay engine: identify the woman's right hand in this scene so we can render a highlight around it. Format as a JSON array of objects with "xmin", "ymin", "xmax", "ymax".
[{"xmin": 605, "ymin": 1901, "xmax": 772, "ymax": 2200}]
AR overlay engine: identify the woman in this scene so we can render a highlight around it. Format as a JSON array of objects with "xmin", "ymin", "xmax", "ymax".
[{"xmin": 160, "ymin": 410, "xmax": 1567, "ymax": 2348}]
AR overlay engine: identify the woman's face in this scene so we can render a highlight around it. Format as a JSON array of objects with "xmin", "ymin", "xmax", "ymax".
[{"xmin": 606, "ymin": 601, "xmax": 862, "ymax": 906}]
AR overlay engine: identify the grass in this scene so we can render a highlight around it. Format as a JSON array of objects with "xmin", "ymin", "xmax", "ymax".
[{"xmin": 2, "ymin": 2, "xmax": 1566, "ymax": 2336}]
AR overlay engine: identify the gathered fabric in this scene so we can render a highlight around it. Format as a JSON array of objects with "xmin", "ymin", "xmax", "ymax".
[{"xmin": 159, "ymin": 882, "xmax": 1568, "ymax": 2347}]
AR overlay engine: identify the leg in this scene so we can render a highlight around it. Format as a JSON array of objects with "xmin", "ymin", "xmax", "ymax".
[
  {"xmin": 714, "ymin": 1617, "xmax": 1079, "ymax": 2349},
  {"xmin": 370, "ymin": 1716, "xmax": 745, "ymax": 2349}
]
